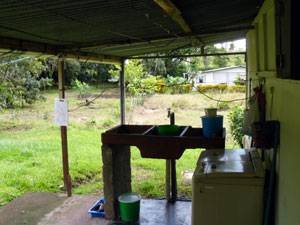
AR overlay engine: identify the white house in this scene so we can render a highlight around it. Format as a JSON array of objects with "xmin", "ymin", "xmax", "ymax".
[{"xmin": 198, "ymin": 66, "xmax": 246, "ymax": 86}]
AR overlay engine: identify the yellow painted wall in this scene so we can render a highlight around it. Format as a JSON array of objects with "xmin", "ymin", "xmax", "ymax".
[
  {"xmin": 264, "ymin": 78, "xmax": 300, "ymax": 225},
  {"xmin": 247, "ymin": 0, "xmax": 300, "ymax": 224}
]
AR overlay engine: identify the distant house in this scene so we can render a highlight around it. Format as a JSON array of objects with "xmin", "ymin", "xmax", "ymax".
[{"xmin": 196, "ymin": 66, "xmax": 246, "ymax": 86}]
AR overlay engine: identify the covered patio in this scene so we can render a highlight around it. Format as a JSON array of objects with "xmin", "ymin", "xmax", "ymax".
[
  {"xmin": 0, "ymin": 192, "xmax": 191, "ymax": 225},
  {"xmin": 1, "ymin": 0, "xmax": 299, "ymax": 225}
]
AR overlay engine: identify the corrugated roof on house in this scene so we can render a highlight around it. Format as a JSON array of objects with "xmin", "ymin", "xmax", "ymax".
[{"xmin": 202, "ymin": 66, "xmax": 246, "ymax": 73}]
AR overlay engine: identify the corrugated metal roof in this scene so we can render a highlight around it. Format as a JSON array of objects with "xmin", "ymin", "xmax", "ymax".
[
  {"xmin": 0, "ymin": 0, "xmax": 263, "ymax": 58},
  {"xmin": 202, "ymin": 66, "xmax": 246, "ymax": 73}
]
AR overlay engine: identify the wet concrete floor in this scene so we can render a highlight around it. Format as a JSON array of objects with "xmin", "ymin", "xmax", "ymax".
[{"xmin": 0, "ymin": 192, "xmax": 191, "ymax": 225}]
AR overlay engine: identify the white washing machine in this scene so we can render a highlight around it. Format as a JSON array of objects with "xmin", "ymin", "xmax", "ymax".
[{"xmin": 192, "ymin": 149, "xmax": 265, "ymax": 225}]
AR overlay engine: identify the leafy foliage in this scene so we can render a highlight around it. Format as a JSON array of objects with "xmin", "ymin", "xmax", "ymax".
[
  {"xmin": 71, "ymin": 79, "xmax": 90, "ymax": 98},
  {"xmin": 127, "ymin": 75, "xmax": 159, "ymax": 96},
  {"xmin": 228, "ymin": 105, "xmax": 244, "ymax": 147},
  {"xmin": 197, "ymin": 84, "xmax": 229, "ymax": 93},
  {"xmin": 229, "ymin": 85, "xmax": 246, "ymax": 93},
  {"xmin": 218, "ymin": 101, "xmax": 230, "ymax": 110},
  {"xmin": 141, "ymin": 43, "xmax": 246, "ymax": 77},
  {"xmin": 142, "ymin": 58, "xmax": 166, "ymax": 75},
  {"xmin": 0, "ymin": 57, "xmax": 47, "ymax": 109},
  {"xmin": 45, "ymin": 59, "xmax": 114, "ymax": 86},
  {"xmin": 197, "ymin": 84, "xmax": 245, "ymax": 93},
  {"xmin": 233, "ymin": 76, "xmax": 244, "ymax": 85},
  {"xmin": 39, "ymin": 77, "xmax": 53, "ymax": 93}
]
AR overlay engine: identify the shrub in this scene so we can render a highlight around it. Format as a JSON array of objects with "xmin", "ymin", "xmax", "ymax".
[
  {"xmin": 218, "ymin": 101, "xmax": 230, "ymax": 110},
  {"xmin": 229, "ymin": 85, "xmax": 246, "ymax": 93},
  {"xmin": 197, "ymin": 84, "xmax": 245, "ymax": 93},
  {"xmin": 178, "ymin": 84, "xmax": 193, "ymax": 93},
  {"xmin": 102, "ymin": 118, "xmax": 115, "ymax": 128},
  {"xmin": 228, "ymin": 105, "xmax": 244, "ymax": 147},
  {"xmin": 233, "ymin": 76, "xmax": 244, "ymax": 85},
  {"xmin": 156, "ymin": 82, "xmax": 169, "ymax": 93},
  {"xmin": 197, "ymin": 84, "xmax": 229, "ymax": 93},
  {"xmin": 71, "ymin": 79, "xmax": 90, "ymax": 99},
  {"xmin": 215, "ymin": 84, "xmax": 229, "ymax": 92}
]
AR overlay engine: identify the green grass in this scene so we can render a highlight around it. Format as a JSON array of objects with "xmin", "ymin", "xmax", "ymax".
[
  {"xmin": 0, "ymin": 127, "xmax": 103, "ymax": 206},
  {"xmin": 0, "ymin": 86, "xmax": 244, "ymax": 206}
]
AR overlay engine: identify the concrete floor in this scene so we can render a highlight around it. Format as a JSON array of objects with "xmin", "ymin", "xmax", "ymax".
[{"xmin": 0, "ymin": 192, "xmax": 191, "ymax": 225}]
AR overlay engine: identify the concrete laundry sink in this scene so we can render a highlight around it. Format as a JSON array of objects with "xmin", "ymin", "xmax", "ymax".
[{"xmin": 101, "ymin": 125, "xmax": 225, "ymax": 159}]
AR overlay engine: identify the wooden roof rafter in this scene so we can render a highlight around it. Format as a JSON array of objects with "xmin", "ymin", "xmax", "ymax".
[
  {"xmin": 0, "ymin": 36, "xmax": 122, "ymax": 65},
  {"xmin": 154, "ymin": 0, "xmax": 204, "ymax": 47},
  {"xmin": 65, "ymin": 26, "xmax": 253, "ymax": 51}
]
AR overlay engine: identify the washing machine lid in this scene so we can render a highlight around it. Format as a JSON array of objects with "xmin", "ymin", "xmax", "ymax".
[
  {"xmin": 197, "ymin": 149, "xmax": 250, "ymax": 164},
  {"xmin": 194, "ymin": 148, "xmax": 265, "ymax": 179},
  {"xmin": 202, "ymin": 161, "xmax": 255, "ymax": 178}
]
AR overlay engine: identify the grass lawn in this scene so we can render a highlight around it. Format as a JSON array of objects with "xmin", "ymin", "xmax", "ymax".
[{"xmin": 0, "ymin": 84, "xmax": 245, "ymax": 206}]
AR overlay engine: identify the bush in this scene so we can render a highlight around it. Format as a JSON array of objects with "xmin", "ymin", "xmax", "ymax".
[
  {"xmin": 156, "ymin": 82, "xmax": 169, "ymax": 93},
  {"xmin": 229, "ymin": 85, "xmax": 246, "ymax": 93},
  {"xmin": 233, "ymin": 76, "xmax": 244, "ymax": 85},
  {"xmin": 71, "ymin": 79, "xmax": 90, "ymax": 99},
  {"xmin": 197, "ymin": 84, "xmax": 229, "ymax": 93},
  {"xmin": 228, "ymin": 105, "xmax": 244, "ymax": 147},
  {"xmin": 102, "ymin": 118, "xmax": 115, "ymax": 128},
  {"xmin": 218, "ymin": 101, "xmax": 230, "ymax": 110},
  {"xmin": 178, "ymin": 84, "xmax": 193, "ymax": 93},
  {"xmin": 0, "ymin": 57, "xmax": 47, "ymax": 109},
  {"xmin": 197, "ymin": 84, "xmax": 245, "ymax": 93}
]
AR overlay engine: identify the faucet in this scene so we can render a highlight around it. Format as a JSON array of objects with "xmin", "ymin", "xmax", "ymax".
[{"xmin": 167, "ymin": 108, "xmax": 175, "ymax": 125}]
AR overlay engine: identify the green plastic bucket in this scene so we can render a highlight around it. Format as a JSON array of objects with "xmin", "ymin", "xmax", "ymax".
[
  {"xmin": 118, "ymin": 193, "xmax": 141, "ymax": 222},
  {"xmin": 157, "ymin": 125, "xmax": 180, "ymax": 136}
]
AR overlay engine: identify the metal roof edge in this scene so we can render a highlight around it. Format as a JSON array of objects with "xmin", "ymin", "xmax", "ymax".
[{"xmin": 202, "ymin": 66, "xmax": 246, "ymax": 73}]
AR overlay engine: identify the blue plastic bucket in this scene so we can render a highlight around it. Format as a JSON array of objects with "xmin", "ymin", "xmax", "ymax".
[{"xmin": 201, "ymin": 115, "xmax": 223, "ymax": 138}]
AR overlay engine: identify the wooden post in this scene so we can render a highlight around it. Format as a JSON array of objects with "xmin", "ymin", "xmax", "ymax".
[
  {"xmin": 58, "ymin": 59, "xmax": 72, "ymax": 197},
  {"xmin": 120, "ymin": 58, "xmax": 126, "ymax": 125}
]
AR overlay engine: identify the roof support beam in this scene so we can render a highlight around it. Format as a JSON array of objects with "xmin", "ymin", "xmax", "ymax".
[
  {"xmin": 120, "ymin": 59, "xmax": 126, "ymax": 125},
  {"xmin": 0, "ymin": 36, "xmax": 122, "ymax": 65},
  {"xmin": 0, "ymin": 36, "xmax": 57, "ymax": 57},
  {"xmin": 127, "ymin": 51, "xmax": 246, "ymax": 60},
  {"xmin": 154, "ymin": 0, "xmax": 203, "ymax": 47},
  {"xmin": 63, "ymin": 52, "xmax": 122, "ymax": 65},
  {"xmin": 65, "ymin": 26, "xmax": 253, "ymax": 51},
  {"xmin": 58, "ymin": 59, "xmax": 72, "ymax": 197}
]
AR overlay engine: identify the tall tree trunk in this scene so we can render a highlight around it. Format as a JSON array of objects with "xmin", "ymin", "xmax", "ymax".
[{"xmin": 204, "ymin": 56, "xmax": 208, "ymax": 68}]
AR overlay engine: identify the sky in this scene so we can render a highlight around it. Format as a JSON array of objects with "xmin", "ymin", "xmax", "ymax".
[{"xmin": 214, "ymin": 39, "xmax": 246, "ymax": 51}]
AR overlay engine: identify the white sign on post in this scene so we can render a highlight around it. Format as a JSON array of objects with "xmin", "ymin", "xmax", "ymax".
[{"xmin": 54, "ymin": 99, "xmax": 69, "ymax": 126}]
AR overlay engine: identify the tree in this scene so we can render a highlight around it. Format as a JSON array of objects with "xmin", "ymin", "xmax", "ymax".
[
  {"xmin": 143, "ymin": 58, "xmax": 167, "ymax": 76},
  {"xmin": 0, "ymin": 56, "xmax": 47, "ymax": 108},
  {"xmin": 108, "ymin": 59, "xmax": 146, "ymax": 85}
]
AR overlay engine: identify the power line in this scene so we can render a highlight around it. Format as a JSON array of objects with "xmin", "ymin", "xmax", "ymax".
[
  {"xmin": 0, "ymin": 56, "xmax": 31, "ymax": 66},
  {"xmin": 68, "ymin": 88, "xmax": 107, "ymax": 112}
]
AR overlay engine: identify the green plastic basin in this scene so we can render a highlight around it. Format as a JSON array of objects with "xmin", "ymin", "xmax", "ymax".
[
  {"xmin": 157, "ymin": 125, "xmax": 180, "ymax": 136},
  {"xmin": 118, "ymin": 193, "xmax": 141, "ymax": 222}
]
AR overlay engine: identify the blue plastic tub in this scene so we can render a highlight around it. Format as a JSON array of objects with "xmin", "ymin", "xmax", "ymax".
[
  {"xmin": 88, "ymin": 197, "xmax": 105, "ymax": 217},
  {"xmin": 201, "ymin": 115, "xmax": 223, "ymax": 138}
]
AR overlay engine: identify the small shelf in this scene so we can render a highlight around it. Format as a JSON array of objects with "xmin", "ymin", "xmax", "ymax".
[{"xmin": 102, "ymin": 125, "xmax": 225, "ymax": 159}]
